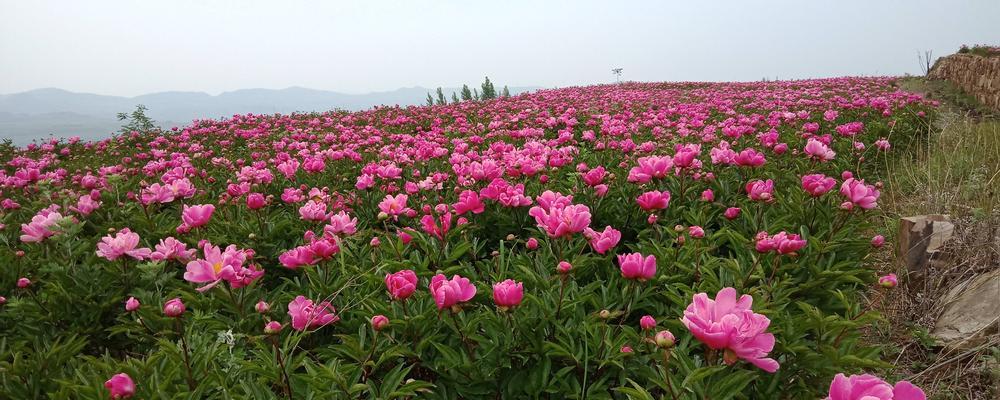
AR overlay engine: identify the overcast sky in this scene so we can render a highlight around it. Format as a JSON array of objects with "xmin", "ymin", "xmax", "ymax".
[{"xmin": 2, "ymin": 0, "xmax": 998, "ymax": 96}]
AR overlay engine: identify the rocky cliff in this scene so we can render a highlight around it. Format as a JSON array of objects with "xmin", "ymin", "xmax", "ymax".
[{"xmin": 929, "ymin": 53, "xmax": 1000, "ymax": 111}]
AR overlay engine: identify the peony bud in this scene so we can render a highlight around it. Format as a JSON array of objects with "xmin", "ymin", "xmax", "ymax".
[
  {"xmin": 371, "ymin": 314, "xmax": 389, "ymax": 331},
  {"xmin": 557, "ymin": 261, "xmax": 573, "ymax": 274},
  {"xmin": 878, "ymin": 273, "xmax": 898, "ymax": 288},
  {"xmin": 640, "ymin": 315, "xmax": 656, "ymax": 330},
  {"xmin": 871, "ymin": 235, "xmax": 885, "ymax": 248},
  {"xmin": 125, "ymin": 297, "xmax": 140, "ymax": 312},
  {"xmin": 104, "ymin": 372, "xmax": 136, "ymax": 399},
  {"xmin": 255, "ymin": 300, "xmax": 270, "ymax": 314},
  {"xmin": 688, "ymin": 226, "xmax": 705, "ymax": 238},
  {"xmin": 701, "ymin": 189, "xmax": 715, "ymax": 202},
  {"xmin": 162, "ymin": 297, "xmax": 186, "ymax": 317},
  {"xmin": 16, "ymin": 277, "xmax": 31, "ymax": 288},
  {"xmin": 654, "ymin": 330, "xmax": 675, "ymax": 348},
  {"xmin": 264, "ymin": 321, "xmax": 283, "ymax": 334}
]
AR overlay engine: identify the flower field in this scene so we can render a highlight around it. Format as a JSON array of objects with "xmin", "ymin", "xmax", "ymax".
[{"xmin": 0, "ymin": 78, "xmax": 935, "ymax": 399}]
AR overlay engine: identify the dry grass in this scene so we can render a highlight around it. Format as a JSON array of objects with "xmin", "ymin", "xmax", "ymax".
[{"xmin": 868, "ymin": 78, "xmax": 1000, "ymax": 399}]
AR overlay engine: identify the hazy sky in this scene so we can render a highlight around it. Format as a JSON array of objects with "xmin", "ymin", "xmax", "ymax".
[{"xmin": 2, "ymin": 0, "xmax": 998, "ymax": 96}]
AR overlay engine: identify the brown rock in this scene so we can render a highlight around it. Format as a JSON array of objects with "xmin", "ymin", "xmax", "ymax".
[
  {"xmin": 931, "ymin": 269, "xmax": 1000, "ymax": 349},
  {"xmin": 897, "ymin": 215, "xmax": 955, "ymax": 274}
]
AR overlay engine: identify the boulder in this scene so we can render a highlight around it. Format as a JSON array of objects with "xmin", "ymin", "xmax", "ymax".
[
  {"xmin": 897, "ymin": 215, "xmax": 954, "ymax": 274},
  {"xmin": 931, "ymin": 269, "xmax": 1000, "ymax": 349}
]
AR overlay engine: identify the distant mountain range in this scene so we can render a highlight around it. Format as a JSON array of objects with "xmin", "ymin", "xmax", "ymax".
[{"xmin": 0, "ymin": 86, "xmax": 539, "ymax": 145}]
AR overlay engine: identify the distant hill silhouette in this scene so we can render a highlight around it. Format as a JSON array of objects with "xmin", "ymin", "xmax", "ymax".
[{"xmin": 0, "ymin": 86, "xmax": 539, "ymax": 145}]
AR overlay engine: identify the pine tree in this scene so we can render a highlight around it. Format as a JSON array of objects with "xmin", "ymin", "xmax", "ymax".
[
  {"xmin": 436, "ymin": 87, "xmax": 447, "ymax": 105},
  {"xmin": 473, "ymin": 88, "xmax": 480, "ymax": 100},
  {"xmin": 460, "ymin": 84, "xmax": 473, "ymax": 101},
  {"xmin": 501, "ymin": 86, "xmax": 510, "ymax": 97},
  {"xmin": 451, "ymin": 92, "xmax": 459, "ymax": 103},
  {"xmin": 480, "ymin": 76, "xmax": 497, "ymax": 99},
  {"xmin": 426, "ymin": 93, "xmax": 434, "ymax": 106}
]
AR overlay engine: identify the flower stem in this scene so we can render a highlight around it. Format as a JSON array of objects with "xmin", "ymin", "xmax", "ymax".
[
  {"xmin": 270, "ymin": 335, "xmax": 293, "ymax": 400},
  {"xmin": 449, "ymin": 312, "xmax": 475, "ymax": 360},
  {"xmin": 662, "ymin": 349, "xmax": 679, "ymax": 400},
  {"xmin": 175, "ymin": 318, "xmax": 197, "ymax": 391},
  {"xmin": 553, "ymin": 276, "xmax": 567, "ymax": 320}
]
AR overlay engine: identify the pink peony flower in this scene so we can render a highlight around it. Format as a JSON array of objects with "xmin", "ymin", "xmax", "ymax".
[
  {"xmin": 734, "ymin": 148, "xmax": 766, "ymax": 167},
  {"xmin": 581, "ymin": 166, "xmax": 607, "ymax": 186},
  {"xmin": 840, "ymin": 178, "xmax": 880, "ymax": 210},
  {"xmin": 755, "ymin": 231, "xmax": 807, "ymax": 255},
  {"xmin": 724, "ymin": 207, "xmax": 741, "ymax": 220},
  {"xmin": 528, "ymin": 203, "xmax": 591, "ymax": 238},
  {"xmin": 804, "ymin": 138, "xmax": 836, "ymax": 161},
  {"xmin": 96, "ymin": 228, "xmax": 152, "ymax": 261},
  {"xmin": 20, "ymin": 209, "xmax": 64, "ymax": 243},
  {"xmin": 636, "ymin": 190, "xmax": 671, "ymax": 212},
  {"xmin": 287, "ymin": 295, "xmax": 339, "ymax": 331},
  {"xmin": 492, "ymin": 279, "xmax": 524, "ymax": 308},
  {"xmin": 627, "ymin": 155, "xmax": 673, "ymax": 183},
  {"xmin": 583, "ymin": 225, "xmax": 621, "ymax": 254},
  {"xmin": 246, "ymin": 193, "xmax": 266, "ymax": 210},
  {"xmin": 70, "ymin": 194, "xmax": 101, "ymax": 216},
  {"xmin": 298, "ymin": 200, "xmax": 328, "ymax": 222},
  {"xmin": 378, "ymin": 194, "xmax": 411, "ymax": 218},
  {"xmin": 746, "ymin": 179, "xmax": 775, "ymax": 202},
  {"xmin": 278, "ymin": 245, "xmax": 316, "ymax": 269},
  {"xmin": 429, "ymin": 274, "xmax": 477, "ymax": 310},
  {"xmin": 801, "ymin": 174, "xmax": 837, "ymax": 197},
  {"xmin": 825, "ymin": 373, "xmax": 925, "ymax": 400},
  {"xmin": 104, "ymin": 372, "xmax": 136, "ymax": 399},
  {"xmin": 617, "ymin": 253, "xmax": 657, "ymax": 281},
  {"xmin": 452, "ymin": 190, "xmax": 486, "ymax": 215},
  {"xmin": 179, "ymin": 204, "xmax": 214, "ymax": 232},
  {"xmin": 183, "ymin": 243, "xmax": 250, "ymax": 291},
  {"xmin": 385, "ymin": 270, "xmax": 418, "ymax": 300},
  {"xmin": 150, "ymin": 237, "xmax": 196, "ymax": 262},
  {"xmin": 323, "ymin": 210, "xmax": 358, "ymax": 237},
  {"xmin": 681, "ymin": 287, "xmax": 778, "ymax": 373}
]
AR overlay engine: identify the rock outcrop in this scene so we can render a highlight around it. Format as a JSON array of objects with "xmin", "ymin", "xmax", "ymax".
[{"xmin": 929, "ymin": 53, "xmax": 1000, "ymax": 112}]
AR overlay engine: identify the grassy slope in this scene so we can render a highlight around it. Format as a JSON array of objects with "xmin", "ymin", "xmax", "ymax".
[{"xmin": 874, "ymin": 77, "xmax": 999, "ymax": 399}]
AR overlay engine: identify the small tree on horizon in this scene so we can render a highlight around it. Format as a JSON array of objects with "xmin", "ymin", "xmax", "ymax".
[
  {"xmin": 451, "ymin": 92, "xmax": 459, "ymax": 103},
  {"xmin": 117, "ymin": 104, "xmax": 158, "ymax": 134},
  {"xmin": 436, "ymin": 87, "xmax": 447, "ymax": 105},
  {"xmin": 501, "ymin": 86, "xmax": 510, "ymax": 97},
  {"xmin": 425, "ymin": 92, "xmax": 434, "ymax": 106},
  {"xmin": 473, "ymin": 88, "xmax": 480, "ymax": 101},
  {"xmin": 460, "ymin": 84, "xmax": 473, "ymax": 101},
  {"xmin": 480, "ymin": 76, "xmax": 497, "ymax": 100}
]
